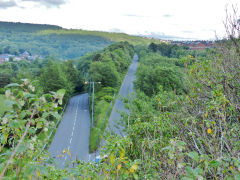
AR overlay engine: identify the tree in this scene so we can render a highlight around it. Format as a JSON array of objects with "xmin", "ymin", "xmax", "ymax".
[
  {"xmin": 39, "ymin": 61, "xmax": 74, "ymax": 100},
  {"xmin": 136, "ymin": 64, "xmax": 185, "ymax": 96},
  {"xmin": 90, "ymin": 62, "xmax": 120, "ymax": 87},
  {"xmin": 61, "ymin": 60, "xmax": 83, "ymax": 91}
]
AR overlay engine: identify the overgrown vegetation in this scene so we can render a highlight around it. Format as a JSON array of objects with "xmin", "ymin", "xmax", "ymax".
[
  {"xmin": 116, "ymin": 12, "xmax": 240, "ymax": 179},
  {"xmin": 0, "ymin": 95, "xmax": 9, "ymax": 116}
]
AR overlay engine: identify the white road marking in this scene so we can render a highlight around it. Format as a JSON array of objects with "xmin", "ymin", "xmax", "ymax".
[{"xmin": 68, "ymin": 97, "xmax": 80, "ymax": 150}]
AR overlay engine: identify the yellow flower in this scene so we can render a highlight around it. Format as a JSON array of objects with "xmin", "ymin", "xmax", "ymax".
[
  {"xmin": 117, "ymin": 164, "xmax": 122, "ymax": 171},
  {"xmin": 129, "ymin": 164, "xmax": 138, "ymax": 173},
  {"xmin": 204, "ymin": 113, "xmax": 208, "ymax": 118},
  {"xmin": 207, "ymin": 128, "xmax": 212, "ymax": 134}
]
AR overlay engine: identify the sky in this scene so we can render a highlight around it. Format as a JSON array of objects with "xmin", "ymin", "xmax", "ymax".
[{"xmin": 0, "ymin": 0, "xmax": 239, "ymax": 40}]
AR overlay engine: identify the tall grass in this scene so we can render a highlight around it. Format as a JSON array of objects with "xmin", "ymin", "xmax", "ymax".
[{"xmin": 89, "ymin": 100, "xmax": 111, "ymax": 152}]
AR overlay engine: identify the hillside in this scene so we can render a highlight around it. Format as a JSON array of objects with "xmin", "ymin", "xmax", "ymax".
[
  {"xmin": 0, "ymin": 21, "xmax": 159, "ymax": 60},
  {"xmin": 38, "ymin": 29, "xmax": 160, "ymax": 46}
]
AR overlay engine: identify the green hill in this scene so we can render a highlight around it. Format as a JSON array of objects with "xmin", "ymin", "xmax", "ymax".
[{"xmin": 0, "ymin": 21, "xmax": 159, "ymax": 60}]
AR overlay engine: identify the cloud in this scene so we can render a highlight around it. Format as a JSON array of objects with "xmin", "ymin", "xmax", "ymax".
[
  {"xmin": 0, "ymin": 0, "xmax": 17, "ymax": 9},
  {"xmin": 0, "ymin": 0, "xmax": 67, "ymax": 9},
  {"xmin": 137, "ymin": 31, "xmax": 196, "ymax": 40},
  {"xmin": 182, "ymin": 30, "xmax": 194, "ymax": 34},
  {"xmin": 21, "ymin": 0, "xmax": 67, "ymax": 7},
  {"xmin": 163, "ymin": 14, "xmax": 173, "ymax": 18},
  {"xmin": 124, "ymin": 14, "xmax": 149, "ymax": 18}
]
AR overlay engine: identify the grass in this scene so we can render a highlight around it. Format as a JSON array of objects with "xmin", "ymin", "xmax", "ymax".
[
  {"xmin": 89, "ymin": 99, "xmax": 112, "ymax": 153},
  {"xmin": 0, "ymin": 94, "xmax": 10, "ymax": 116},
  {"xmin": 38, "ymin": 29, "xmax": 161, "ymax": 46}
]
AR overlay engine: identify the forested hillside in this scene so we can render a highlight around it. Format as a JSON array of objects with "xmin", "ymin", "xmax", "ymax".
[{"xmin": 0, "ymin": 21, "xmax": 158, "ymax": 60}]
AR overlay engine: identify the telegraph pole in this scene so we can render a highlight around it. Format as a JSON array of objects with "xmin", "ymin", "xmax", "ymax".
[
  {"xmin": 84, "ymin": 81, "xmax": 100, "ymax": 128},
  {"xmin": 92, "ymin": 82, "xmax": 94, "ymax": 128}
]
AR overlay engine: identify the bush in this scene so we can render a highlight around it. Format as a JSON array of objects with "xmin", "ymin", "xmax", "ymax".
[
  {"xmin": 136, "ymin": 64, "xmax": 185, "ymax": 96},
  {"xmin": 0, "ymin": 88, "xmax": 5, "ymax": 94}
]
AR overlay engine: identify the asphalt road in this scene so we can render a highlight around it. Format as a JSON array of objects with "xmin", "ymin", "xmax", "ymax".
[
  {"xmin": 48, "ymin": 93, "xmax": 90, "ymax": 168},
  {"xmin": 107, "ymin": 54, "xmax": 138, "ymax": 136}
]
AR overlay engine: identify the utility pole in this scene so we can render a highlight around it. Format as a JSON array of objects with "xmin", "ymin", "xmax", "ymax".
[
  {"xmin": 92, "ymin": 82, "xmax": 94, "ymax": 128},
  {"xmin": 84, "ymin": 81, "xmax": 100, "ymax": 128},
  {"xmin": 89, "ymin": 80, "xmax": 91, "ymax": 112}
]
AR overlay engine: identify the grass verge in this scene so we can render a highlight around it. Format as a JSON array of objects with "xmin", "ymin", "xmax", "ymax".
[{"xmin": 89, "ymin": 99, "xmax": 112, "ymax": 153}]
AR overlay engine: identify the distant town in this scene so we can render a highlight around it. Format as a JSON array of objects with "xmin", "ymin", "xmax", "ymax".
[
  {"xmin": 0, "ymin": 51, "xmax": 43, "ymax": 64},
  {"xmin": 171, "ymin": 40, "xmax": 215, "ymax": 50},
  {"xmin": 143, "ymin": 36, "xmax": 216, "ymax": 50}
]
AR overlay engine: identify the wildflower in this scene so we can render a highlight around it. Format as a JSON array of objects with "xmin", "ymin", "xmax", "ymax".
[
  {"xmin": 129, "ymin": 164, "xmax": 138, "ymax": 173},
  {"xmin": 117, "ymin": 164, "xmax": 122, "ymax": 171},
  {"xmin": 207, "ymin": 128, "xmax": 212, "ymax": 134}
]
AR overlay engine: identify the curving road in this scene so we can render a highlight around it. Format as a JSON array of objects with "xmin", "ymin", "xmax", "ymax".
[
  {"xmin": 48, "ymin": 93, "xmax": 90, "ymax": 168},
  {"xmin": 107, "ymin": 54, "xmax": 138, "ymax": 136}
]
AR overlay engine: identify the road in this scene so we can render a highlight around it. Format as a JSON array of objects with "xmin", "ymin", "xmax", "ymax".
[
  {"xmin": 48, "ymin": 93, "xmax": 90, "ymax": 168},
  {"xmin": 107, "ymin": 54, "xmax": 138, "ymax": 136}
]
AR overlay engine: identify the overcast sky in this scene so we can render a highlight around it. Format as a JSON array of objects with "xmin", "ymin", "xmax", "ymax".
[{"xmin": 0, "ymin": 0, "xmax": 239, "ymax": 40}]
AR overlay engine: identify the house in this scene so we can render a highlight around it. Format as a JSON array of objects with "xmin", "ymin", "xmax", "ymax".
[
  {"xmin": 20, "ymin": 51, "xmax": 30, "ymax": 59},
  {"xmin": 0, "ymin": 54, "xmax": 11, "ymax": 64}
]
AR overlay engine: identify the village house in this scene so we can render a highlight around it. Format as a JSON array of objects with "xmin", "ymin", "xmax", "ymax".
[
  {"xmin": 0, "ymin": 54, "xmax": 13, "ymax": 64},
  {"xmin": 0, "ymin": 51, "xmax": 41, "ymax": 64}
]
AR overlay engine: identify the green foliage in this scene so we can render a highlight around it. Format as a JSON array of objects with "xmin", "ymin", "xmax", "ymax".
[
  {"xmin": 90, "ymin": 62, "xmax": 120, "ymax": 87},
  {"xmin": 149, "ymin": 42, "xmax": 189, "ymax": 58},
  {"xmin": 136, "ymin": 65, "xmax": 185, "ymax": 96},
  {"xmin": 39, "ymin": 61, "xmax": 74, "ymax": 100},
  {"xmin": 118, "ymin": 36, "xmax": 240, "ymax": 178},
  {"xmin": 135, "ymin": 50, "xmax": 186, "ymax": 96},
  {"xmin": 0, "ymin": 94, "xmax": 10, "ymax": 116},
  {"xmin": 0, "ymin": 80, "xmax": 64, "ymax": 178},
  {"xmin": 89, "ymin": 99, "xmax": 110, "ymax": 152},
  {"xmin": 61, "ymin": 60, "xmax": 83, "ymax": 92},
  {"xmin": 0, "ymin": 56, "xmax": 81, "ymax": 104}
]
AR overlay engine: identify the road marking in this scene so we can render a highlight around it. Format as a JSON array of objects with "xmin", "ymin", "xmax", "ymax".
[{"xmin": 68, "ymin": 97, "xmax": 80, "ymax": 151}]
